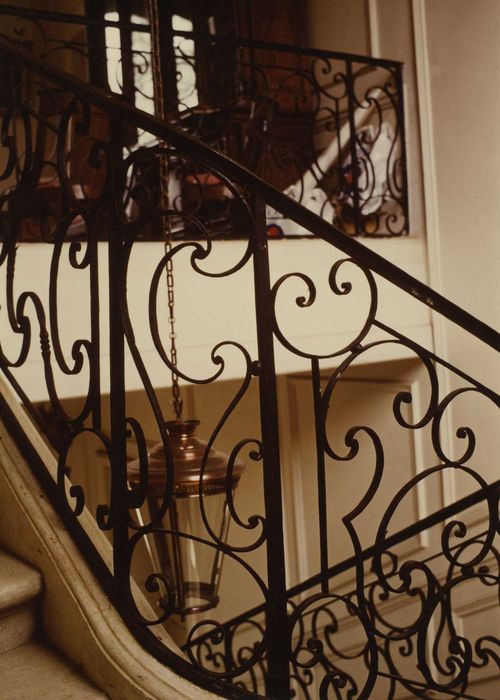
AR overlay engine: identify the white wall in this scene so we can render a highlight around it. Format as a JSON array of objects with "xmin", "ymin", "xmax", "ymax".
[
  {"xmin": 414, "ymin": 0, "xmax": 500, "ymax": 498},
  {"xmin": 422, "ymin": 0, "xmax": 500, "ymax": 334}
]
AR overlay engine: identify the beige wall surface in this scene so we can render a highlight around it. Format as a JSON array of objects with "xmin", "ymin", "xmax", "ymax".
[
  {"xmin": 423, "ymin": 0, "xmax": 500, "ymax": 327},
  {"xmin": 421, "ymin": 0, "xmax": 499, "ymax": 495},
  {"xmin": 306, "ymin": 0, "xmax": 370, "ymax": 55}
]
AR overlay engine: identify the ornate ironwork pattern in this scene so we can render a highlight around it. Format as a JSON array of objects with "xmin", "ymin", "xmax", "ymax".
[
  {"xmin": 0, "ymin": 5, "xmax": 408, "ymax": 238},
  {"xmin": 0, "ymin": 36, "xmax": 499, "ymax": 700}
]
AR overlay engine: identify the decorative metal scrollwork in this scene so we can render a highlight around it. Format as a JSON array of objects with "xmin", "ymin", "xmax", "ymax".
[{"xmin": 0, "ymin": 24, "xmax": 498, "ymax": 700}]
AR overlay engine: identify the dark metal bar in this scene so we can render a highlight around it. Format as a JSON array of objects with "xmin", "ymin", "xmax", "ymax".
[
  {"xmin": 0, "ymin": 4, "xmax": 150, "ymax": 31},
  {"xmin": 118, "ymin": 0, "xmax": 135, "ymax": 104},
  {"xmin": 168, "ymin": 499, "xmax": 187, "ymax": 613},
  {"xmin": 107, "ymin": 118, "xmax": 129, "ymax": 594},
  {"xmin": 157, "ymin": 0, "xmax": 181, "ymax": 116},
  {"xmin": 395, "ymin": 64, "xmax": 409, "ymax": 235},
  {"xmin": 223, "ymin": 623, "xmax": 234, "ymax": 677},
  {"xmin": 252, "ymin": 195, "xmax": 290, "ymax": 700},
  {"xmin": 84, "ymin": 0, "xmax": 108, "ymax": 88},
  {"xmin": 345, "ymin": 60, "xmax": 362, "ymax": 235},
  {"xmin": 167, "ymin": 30, "xmax": 404, "ymax": 68},
  {"xmin": 89, "ymin": 215, "xmax": 101, "ymax": 430},
  {"xmin": 311, "ymin": 358, "xmax": 329, "ymax": 593},
  {"xmin": 1, "ymin": 39, "xmax": 495, "ymax": 351}
]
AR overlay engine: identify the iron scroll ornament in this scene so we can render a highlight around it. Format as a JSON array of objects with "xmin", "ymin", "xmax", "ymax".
[{"xmin": 0, "ymin": 74, "xmax": 275, "ymax": 690}]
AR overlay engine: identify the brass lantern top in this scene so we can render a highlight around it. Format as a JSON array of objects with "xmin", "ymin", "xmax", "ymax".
[{"xmin": 127, "ymin": 419, "xmax": 245, "ymax": 498}]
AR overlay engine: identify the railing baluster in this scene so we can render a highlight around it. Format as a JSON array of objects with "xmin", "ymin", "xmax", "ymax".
[
  {"xmin": 345, "ymin": 59, "xmax": 362, "ymax": 235},
  {"xmin": 311, "ymin": 357, "xmax": 329, "ymax": 593},
  {"xmin": 84, "ymin": 0, "xmax": 108, "ymax": 89},
  {"xmin": 89, "ymin": 212, "xmax": 101, "ymax": 431},
  {"xmin": 252, "ymin": 195, "xmax": 290, "ymax": 699},
  {"xmin": 118, "ymin": 0, "xmax": 135, "ymax": 105},
  {"xmin": 395, "ymin": 63, "xmax": 410, "ymax": 235},
  {"xmin": 107, "ymin": 118, "xmax": 129, "ymax": 597}
]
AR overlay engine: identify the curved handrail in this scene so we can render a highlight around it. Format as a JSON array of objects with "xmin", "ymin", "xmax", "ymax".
[
  {"xmin": 0, "ymin": 38, "xmax": 498, "ymax": 351},
  {"xmin": 0, "ymin": 4, "xmax": 402, "ymax": 68}
]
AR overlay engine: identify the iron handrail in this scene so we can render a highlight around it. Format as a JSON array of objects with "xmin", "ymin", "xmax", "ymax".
[
  {"xmin": 0, "ymin": 4, "xmax": 403, "ymax": 68},
  {"xmin": 0, "ymin": 37, "xmax": 498, "ymax": 352}
]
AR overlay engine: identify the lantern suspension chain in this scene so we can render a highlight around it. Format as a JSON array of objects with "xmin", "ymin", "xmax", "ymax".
[{"xmin": 148, "ymin": 0, "xmax": 182, "ymax": 419}]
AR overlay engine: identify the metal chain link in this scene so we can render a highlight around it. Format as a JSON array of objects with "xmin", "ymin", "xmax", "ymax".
[{"xmin": 148, "ymin": 0, "xmax": 182, "ymax": 419}]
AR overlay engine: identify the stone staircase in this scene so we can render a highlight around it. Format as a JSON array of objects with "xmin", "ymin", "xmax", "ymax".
[{"xmin": 0, "ymin": 550, "xmax": 107, "ymax": 699}]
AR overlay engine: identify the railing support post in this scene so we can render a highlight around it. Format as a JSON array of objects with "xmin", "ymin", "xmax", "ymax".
[
  {"xmin": 345, "ymin": 60, "xmax": 362, "ymax": 235},
  {"xmin": 395, "ymin": 63, "xmax": 410, "ymax": 235},
  {"xmin": 252, "ymin": 196, "xmax": 290, "ymax": 699},
  {"xmin": 107, "ymin": 119, "xmax": 130, "ymax": 598}
]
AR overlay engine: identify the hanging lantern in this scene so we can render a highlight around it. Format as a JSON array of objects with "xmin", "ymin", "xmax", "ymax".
[
  {"xmin": 127, "ymin": 0, "xmax": 245, "ymax": 619},
  {"xmin": 128, "ymin": 420, "xmax": 245, "ymax": 617}
]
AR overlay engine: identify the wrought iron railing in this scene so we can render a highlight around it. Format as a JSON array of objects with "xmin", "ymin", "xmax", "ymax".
[
  {"xmin": 183, "ymin": 481, "xmax": 500, "ymax": 697},
  {"xmin": 0, "ymin": 4, "xmax": 408, "ymax": 238},
  {"xmin": 0, "ymin": 38, "xmax": 499, "ymax": 700}
]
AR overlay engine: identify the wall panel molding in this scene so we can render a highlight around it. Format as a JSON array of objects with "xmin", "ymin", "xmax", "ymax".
[
  {"xmin": 367, "ymin": 0, "xmax": 380, "ymax": 57},
  {"xmin": 410, "ymin": 0, "xmax": 455, "ymax": 508}
]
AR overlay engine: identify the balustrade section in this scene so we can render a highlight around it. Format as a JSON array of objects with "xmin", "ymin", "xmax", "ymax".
[
  {"xmin": 0, "ymin": 38, "xmax": 499, "ymax": 700},
  {"xmin": 0, "ymin": 4, "xmax": 408, "ymax": 239}
]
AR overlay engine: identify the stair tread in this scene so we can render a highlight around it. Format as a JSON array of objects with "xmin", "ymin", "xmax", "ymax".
[
  {"xmin": 0, "ymin": 552, "xmax": 43, "ymax": 613},
  {"xmin": 0, "ymin": 641, "xmax": 108, "ymax": 699}
]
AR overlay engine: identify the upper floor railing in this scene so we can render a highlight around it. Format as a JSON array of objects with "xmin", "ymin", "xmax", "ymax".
[
  {"xmin": 0, "ymin": 4, "xmax": 408, "ymax": 238},
  {"xmin": 0, "ymin": 35, "xmax": 499, "ymax": 700}
]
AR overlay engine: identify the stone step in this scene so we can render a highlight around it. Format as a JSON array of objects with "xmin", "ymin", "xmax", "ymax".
[
  {"xmin": 0, "ymin": 641, "xmax": 108, "ymax": 699},
  {"xmin": 0, "ymin": 551, "xmax": 43, "ymax": 654}
]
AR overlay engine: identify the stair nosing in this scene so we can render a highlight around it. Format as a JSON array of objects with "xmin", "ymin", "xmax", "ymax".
[{"xmin": 0, "ymin": 551, "xmax": 43, "ymax": 613}]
